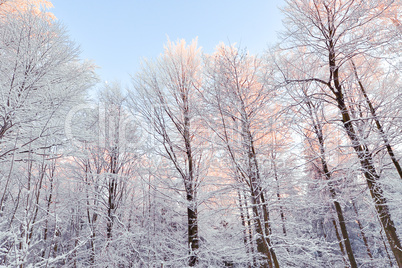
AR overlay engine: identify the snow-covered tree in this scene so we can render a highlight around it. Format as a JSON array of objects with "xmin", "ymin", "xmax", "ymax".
[
  {"xmin": 131, "ymin": 38, "xmax": 206, "ymax": 267},
  {"xmin": 0, "ymin": 2, "xmax": 95, "ymax": 266},
  {"xmin": 280, "ymin": 0, "xmax": 402, "ymax": 265}
]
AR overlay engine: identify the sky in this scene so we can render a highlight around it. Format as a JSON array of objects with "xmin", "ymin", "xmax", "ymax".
[{"xmin": 51, "ymin": 0, "xmax": 286, "ymax": 88}]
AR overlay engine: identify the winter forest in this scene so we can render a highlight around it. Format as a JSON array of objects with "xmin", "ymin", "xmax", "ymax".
[{"xmin": 1, "ymin": 0, "xmax": 402, "ymax": 267}]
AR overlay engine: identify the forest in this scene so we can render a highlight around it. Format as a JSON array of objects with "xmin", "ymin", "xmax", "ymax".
[{"xmin": 0, "ymin": 0, "xmax": 401, "ymax": 267}]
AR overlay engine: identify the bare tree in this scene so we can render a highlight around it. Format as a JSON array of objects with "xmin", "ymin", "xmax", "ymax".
[
  {"xmin": 67, "ymin": 82, "xmax": 139, "ymax": 266},
  {"xmin": 131, "ymin": 38, "xmax": 205, "ymax": 267},
  {"xmin": 202, "ymin": 43, "xmax": 280, "ymax": 268},
  {"xmin": 280, "ymin": 0, "xmax": 402, "ymax": 265},
  {"xmin": 0, "ymin": 3, "xmax": 95, "ymax": 266},
  {"xmin": 288, "ymin": 82, "xmax": 357, "ymax": 267}
]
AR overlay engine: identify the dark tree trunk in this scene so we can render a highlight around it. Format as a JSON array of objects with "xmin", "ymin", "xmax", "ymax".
[
  {"xmin": 306, "ymin": 99, "xmax": 358, "ymax": 268},
  {"xmin": 183, "ymin": 94, "xmax": 199, "ymax": 267},
  {"xmin": 351, "ymin": 201, "xmax": 373, "ymax": 261},
  {"xmin": 351, "ymin": 61, "xmax": 402, "ymax": 181},
  {"xmin": 249, "ymin": 191, "xmax": 272, "ymax": 268},
  {"xmin": 332, "ymin": 200, "xmax": 357, "ymax": 268},
  {"xmin": 331, "ymin": 218, "xmax": 348, "ymax": 267},
  {"xmin": 335, "ymin": 83, "xmax": 402, "ymax": 267},
  {"xmin": 187, "ymin": 194, "xmax": 198, "ymax": 267},
  {"xmin": 239, "ymin": 106, "xmax": 279, "ymax": 268}
]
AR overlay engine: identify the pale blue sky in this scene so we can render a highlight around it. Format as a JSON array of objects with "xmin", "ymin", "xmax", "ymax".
[{"xmin": 51, "ymin": 0, "xmax": 285, "ymax": 87}]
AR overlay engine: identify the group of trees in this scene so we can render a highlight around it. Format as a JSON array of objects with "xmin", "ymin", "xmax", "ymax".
[{"xmin": 0, "ymin": 0, "xmax": 401, "ymax": 267}]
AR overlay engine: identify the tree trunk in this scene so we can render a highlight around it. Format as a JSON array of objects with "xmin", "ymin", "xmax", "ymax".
[
  {"xmin": 249, "ymin": 191, "xmax": 272, "ymax": 268},
  {"xmin": 243, "ymin": 190, "xmax": 257, "ymax": 267},
  {"xmin": 331, "ymin": 218, "xmax": 348, "ymax": 267},
  {"xmin": 272, "ymin": 157, "xmax": 287, "ymax": 236},
  {"xmin": 187, "ymin": 194, "xmax": 198, "ymax": 267},
  {"xmin": 260, "ymin": 192, "xmax": 280, "ymax": 268},
  {"xmin": 336, "ymin": 86, "xmax": 402, "ymax": 267},
  {"xmin": 379, "ymin": 223, "xmax": 395, "ymax": 267},
  {"xmin": 332, "ymin": 200, "xmax": 357, "ymax": 268},
  {"xmin": 351, "ymin": 61, "xmax": 402, "ymax": 181},
  {"xmin": 238, "ymin": 191, "xmax": 253, "ymax": 268},
  {"xmin": 240, "ymin": 109, "xmax": 279, "ymax": 268},
  {"xmin": 184, "ymin": 97, "xmax": 199, "ymax": 267},
  {"xmin": 306, "ymin": 97, "xmax": 357, "ymax": 267},
  {"xmin": 351, "ymin": 201, "xmax": 373, "ymax": 261}
]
